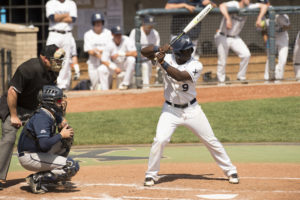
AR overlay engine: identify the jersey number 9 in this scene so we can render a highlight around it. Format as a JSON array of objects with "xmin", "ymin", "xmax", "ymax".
[{"xmin": 182, "ymin": 84, "xmax": 189, "ymax": 91}]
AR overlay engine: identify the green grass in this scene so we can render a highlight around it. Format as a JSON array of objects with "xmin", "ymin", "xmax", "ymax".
[
  {"xmin": 3, "ymin": 96, "xmax": 300, "ymax": 145},
  {"xmin": 9, "ymin": 145, "xmax": 300, "ymax": 172},
  {"xmin": 65, "ymin": 96, "xmax": 300, "ymax": 145}
]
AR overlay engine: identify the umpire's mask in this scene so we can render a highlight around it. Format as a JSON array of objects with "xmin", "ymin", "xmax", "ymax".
[{"xmin": 50, "ymin": 48, "xmax": 65, "ymax": 72}]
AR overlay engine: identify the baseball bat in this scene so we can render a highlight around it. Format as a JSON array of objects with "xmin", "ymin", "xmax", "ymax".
[{"xmin": 170, "ymin": 4, "xmax": 213, "ymax": 46}]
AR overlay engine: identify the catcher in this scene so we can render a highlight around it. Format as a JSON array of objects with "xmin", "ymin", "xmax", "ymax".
[{"xmin": 17, "ymin": 85, "xmax": 79, "ymax": 194}]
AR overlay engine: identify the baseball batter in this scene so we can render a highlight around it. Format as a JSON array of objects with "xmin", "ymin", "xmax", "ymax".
[
  {"xmin": 141, "ymin": 35, "xmax": 239, "ymax": 187},
  {"xmin": 129, "ymin": 15, "xmax": 160, "ymax": 88},
  {"xmin": 83, "ymin": 12, "xmax": 112, "ymax": 90},
  {"xmin": 101, "ymin": 26, "xmax": 137, "ymax": 90},
  {"xmin": 214, "ymin": 0, "xmax": 268, "ymax": 84},
  {"xmin": 46, "ymin": 0, "xmax": 77, "ymax": 90},
  {"xmin": 264, "ymin": 14, "xmax": 290, "ymax": 81},
  {"xmin": 293, "ymin": 31, "xmax": 300, "ymax": 81}
]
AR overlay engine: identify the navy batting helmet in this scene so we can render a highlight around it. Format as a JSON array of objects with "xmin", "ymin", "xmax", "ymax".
[
  {"xmin": 91, "ymin": 12, "xmax": 105, "ymax": 25},
  {"xmin": 171, "ymin": 35, "xmax": 194, "ymax": 53},
  {"xmin": 39, "ymin": 85, "xmax": 67, "ymax": 116}
]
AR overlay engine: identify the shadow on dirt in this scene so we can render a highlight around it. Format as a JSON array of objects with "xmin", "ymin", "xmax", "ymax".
[{"xmin": 157, "ymin": 173, "xmax": 228, "ymax": 185}]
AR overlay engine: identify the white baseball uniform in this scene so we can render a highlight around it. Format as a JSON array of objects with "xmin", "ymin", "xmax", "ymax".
[
  {"xmin": 101, "ymin": 35, "xmax": 137, "ymax": 90},
  {"xmin": 214, "ymin": 1, "xmax": 261, "ymax": 83},
  {"xmin": 293, "ymin": 31, "xmax": 300, "ymax": 81},
  {"xmin": 264, "ymin": 14, "xmax": 290, "ymax": 81},
  {"xmin": 46, "ymin": 0, "xmax": 77, "ymax": 90},
  {"xmin": 129, "ymin": 28, "xmax": 160, "ymax": 88},
  {"xmin": 83, "ymin": 28, "xmax": 112, "ymax": 90},
  {"xmin": 145, "ymin": 53, "xmax": 237, "ymax": 181}
]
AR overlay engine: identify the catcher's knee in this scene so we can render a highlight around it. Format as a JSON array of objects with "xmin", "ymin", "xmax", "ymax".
[{"xmin": 63, "ymin": 157, "xmax": 80, "ymax": 177}]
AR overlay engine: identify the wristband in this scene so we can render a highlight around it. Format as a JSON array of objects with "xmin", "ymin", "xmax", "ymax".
[
  {"xmin": 153, "ymin": 46, "xmax": 159, "ymax": 52},
  {"xmin": 161, "ymin": 61, "xmax": 169, "ymax": 71}
]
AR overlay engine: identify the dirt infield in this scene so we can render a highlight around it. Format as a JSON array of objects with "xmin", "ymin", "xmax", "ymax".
[
  {"xmin": 3, "ymin": 82, "xmax": 300, "ymax": 199},
  {"xmin": 2, "ymin": 163, "xmax": 300, "ymax": 200}
]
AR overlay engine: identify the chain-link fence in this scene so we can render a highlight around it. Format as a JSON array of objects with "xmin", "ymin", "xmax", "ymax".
[{"xmin": 134, "ymin": 6, "xmax": 300, "ymax": 87}]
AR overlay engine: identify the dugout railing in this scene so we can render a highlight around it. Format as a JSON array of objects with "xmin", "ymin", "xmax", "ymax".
[{"xmin": 134, "ymin": 6, "xmax": 300, "ymax": 88}]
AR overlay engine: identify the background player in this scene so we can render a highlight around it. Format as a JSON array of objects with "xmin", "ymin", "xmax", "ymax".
[
  {"xmin": 17, "ymin": 85, "xmax": 79, "ymax": 194},
  {"xmin": 214, "ymin": 0, "xmax": 268, "ymax": 85},
  {"xmin": 129, "ymin": 15, "xmax": 160, "ymax": 88},
  {"xmin": 46, "ymin": 0, "xmax": 77, "ymax": 90},
  {"xmin": 84, "ymin": 12, "xmax": 112, "ymax": 90},
  {"xmin": 293, "ymin": 30, "xmax": 300, "ymax": 81},
  {"xmin": 101, "ymin": 26, "xmax": 137, "ymax": 90},
  {"xmin": 141, "ymin": 35, "xmax": 239, "ymax": 187},
  {"xmin": 263, "ymin": 14, "xmax": 290, "ymax": 82}
]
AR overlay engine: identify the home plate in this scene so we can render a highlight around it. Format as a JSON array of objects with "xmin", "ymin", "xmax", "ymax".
[{"xmin": 196, "ymin": 194, "xmax": 238, "ymax": 199}]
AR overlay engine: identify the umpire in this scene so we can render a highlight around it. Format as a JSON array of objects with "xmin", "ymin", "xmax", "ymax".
[{"xmin": 0, "ymin": 44, "xmax": 65, "ymax": 190}]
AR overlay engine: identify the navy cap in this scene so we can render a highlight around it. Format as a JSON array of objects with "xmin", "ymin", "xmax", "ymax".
[
  {"xmin": 143, "ymin": 15, "xmax": 156, "ymax": 25},
  {"xmin": 111, "ymin": 25, "xmax": 123, "ymax": 35},
  {"xmin": 91, "ymin": 12, "xmax": 105, "ymax": 24}
]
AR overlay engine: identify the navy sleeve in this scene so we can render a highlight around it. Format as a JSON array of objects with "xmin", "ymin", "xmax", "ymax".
[
  {"xmin": 72, "ymin": 17, "xmax": 76, "ymax": 23},
  {"xmin": 39, "ymin": 134, "xmax": 62, "ymax": 152},
  {"xmin": 49, "ymin": 14, "xmax": 55, "ymax": 22}
]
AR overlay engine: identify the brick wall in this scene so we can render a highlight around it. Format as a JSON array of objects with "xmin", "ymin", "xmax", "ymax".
[{"xmin": 0, "ymin": 23, "xmax": 38, "ymax": 93}]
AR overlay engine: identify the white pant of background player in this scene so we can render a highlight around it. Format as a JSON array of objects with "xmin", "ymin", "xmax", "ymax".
[
  {"xmin": 145, "ymin": 102, "xmax": 237, "ymax": 180},
  {"xmin": 293, "ymin": 31, "xmax": 300, "ymax": 81},
  {"xmin": 98, "ymin": 56, "xmax": 135, "ymax": 90},
  {"xmin": 214, "ymin": 32, "xmax": 251, "ymax": 83},
  {"xmin": 264, "ymin": 31, "xmax": 289, "ymax": 81},
  {"xmin": 47, "ymin": 31, "xmax": 73, "ymax": 89}
]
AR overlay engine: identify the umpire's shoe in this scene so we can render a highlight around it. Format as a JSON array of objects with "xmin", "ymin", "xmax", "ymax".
[
  {"xmin": 0, "ymin": 181, "xmax": 3, "ymax": 190},
  {"xmin": 144, "ymin": 177, "xmax": 155, "ymax": 187},
  {"xmin": 28, "ymin": 174, "xmax": 48, "ymax": 194},
  {"xmin": 228, "ymin": 173, "xmax": 239, "ymax": 184}
]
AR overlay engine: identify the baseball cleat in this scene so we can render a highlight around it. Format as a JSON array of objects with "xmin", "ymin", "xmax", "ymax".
[
  {"xmin": 118, "ymin": 83, "xmax": 129, "ymax": 90},
  {"xmin": 28, "ymin": 174, "xmax": 48, "ymax": 194},
  {"xmin": 144, "ymin": 177, "xmax": 155, "ymax": 187},
  {"xmin": 228, "ymin": 173, "xmax": 239, "ymax": 184}
]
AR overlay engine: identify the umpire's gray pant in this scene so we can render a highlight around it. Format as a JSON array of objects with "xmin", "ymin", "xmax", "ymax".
[{"xmin": 0, "ymin": 107, "xmax": 33, "ymax": 180}]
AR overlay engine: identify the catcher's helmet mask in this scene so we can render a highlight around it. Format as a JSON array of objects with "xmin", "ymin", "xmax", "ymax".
[
  {"xmin": 39, "ymin": 85, "xmax": 67, "ymax": 117},
  {"xmin": 171, "ymin": 35, "xmax": 194, "ymax": 63}
]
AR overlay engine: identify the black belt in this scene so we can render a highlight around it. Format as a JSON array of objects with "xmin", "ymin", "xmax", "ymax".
[
  {"xmin": 165, "ymin": 98, "xmax": 197, "ymax": 109},
  {"xmin": 18, "ymin": 152, "xmax": 25, "ymax": 157},
  {"xmin": 50, "ymin": 30, "xmax": 71, "ymax": 34},
  {"xmin": 220, "ymin": 32, "xmax": 236, "ymax": 38}
]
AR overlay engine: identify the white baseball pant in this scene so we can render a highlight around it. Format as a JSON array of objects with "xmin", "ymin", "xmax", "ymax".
[
  {"xmin": 99, "ymin": 56, "xmax": 135, "ymax": 90},
  {"xmin": 293, "ymin": 31, "xmax": 300, "ymax": 81},
  {"xmin": 88, "ymin": 63, "xmax": 105, "ymax": 90},
  {"xmin": 141, "ymin": 61, "xmax": 152, "ymax": 88},
  {"xmin": 264, "ymin": 32, "xmax": 289, "ymax": 80},
  {"xmin": 145, "ymin": 103, "xmax": 237, "ymax": 180},
  {"xmin": 215, "ymin": 33, "xmax": 251, "ymax": 82},
  {"xmin": 46, "ymin": 32, "xmax": 73, "ymax": 89}
]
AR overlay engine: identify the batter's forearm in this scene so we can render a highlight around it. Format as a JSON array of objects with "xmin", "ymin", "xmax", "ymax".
[{"xmin": 161, "ymin": 62, "xmax": 191, "ymax": 81}]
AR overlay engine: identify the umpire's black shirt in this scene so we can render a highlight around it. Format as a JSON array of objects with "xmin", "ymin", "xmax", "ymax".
[{"xmin": 0, "ymin": 58, "xmax": 58, "ymax": 121}]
